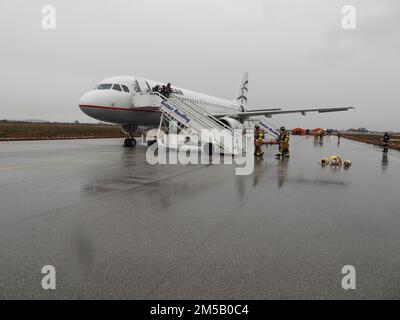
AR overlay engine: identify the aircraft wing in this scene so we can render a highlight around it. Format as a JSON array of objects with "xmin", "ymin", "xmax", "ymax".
[{"xmin": 211, "ymin": 106, "xmax": 355, "ymax": 119}]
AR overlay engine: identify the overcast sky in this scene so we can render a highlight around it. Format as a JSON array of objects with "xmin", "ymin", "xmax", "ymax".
[{"xmin": 0, "ymin": 0, "xmax": 399, "ymax": 130}]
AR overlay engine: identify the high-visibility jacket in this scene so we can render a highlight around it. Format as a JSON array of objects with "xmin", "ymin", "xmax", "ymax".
[{"xmin": 327, "ymin": 155, "xmax": 342, "ymax": 162}]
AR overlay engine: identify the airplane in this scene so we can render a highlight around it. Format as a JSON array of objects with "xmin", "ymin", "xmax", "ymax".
[{"xmin": 79, "ymin": 73, "xmax": 354, "ymax": 147}]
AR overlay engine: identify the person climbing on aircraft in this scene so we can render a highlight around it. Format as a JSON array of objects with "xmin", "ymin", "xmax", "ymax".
[
  {"xmin": 165, "ymin": 83, "xmax": 172, "ymax": 97},
  {"xmin": 152, "ymin": 84, "xmax": 160, "ymax": 93},
  {"xmin": 159, "ymin": 85, "xmax": 166, "ymax": 97},
  {"xmin": 159, "ymin": 82, "xmax": 173, "ymax": 98},
  {"xmin": 164, "ymin": 83, "xmax": 172, "ymax": 98},
  {"xmin": 275, "ymin": 126, "xmax": 290, "ymax": 159}
]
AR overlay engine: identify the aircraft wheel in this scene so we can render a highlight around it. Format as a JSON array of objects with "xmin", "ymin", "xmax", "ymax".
[
  {"xmin": 124, "ymin": 138, "xmax": 132, "ymax": 147},
  {"xmin": 124, "ymin": 138, "xmax": 137, "ymax": 148}
]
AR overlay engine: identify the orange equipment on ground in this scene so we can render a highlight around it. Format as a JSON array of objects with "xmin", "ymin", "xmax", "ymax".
[
  {"xmin": 312, "ymin": 128, "xmax": 325, "ymax": 138},
  {"xmin": 291, "ymin": 128, "xmax": 306, "ymax": 136}
]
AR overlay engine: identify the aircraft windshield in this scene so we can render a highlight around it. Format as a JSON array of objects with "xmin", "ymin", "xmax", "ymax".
[
  {"xmin": 112, "ymin": 84, "xmax": 122, "ymax": 91},
  {"xmin": 97, "ymin": 83, "xmax": 112, "ymax": 90}
]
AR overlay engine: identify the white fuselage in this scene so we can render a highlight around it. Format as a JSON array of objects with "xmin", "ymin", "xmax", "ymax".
[{"xmin": 79, "ymin": 76, "xmax": 242, "ymax": 127}]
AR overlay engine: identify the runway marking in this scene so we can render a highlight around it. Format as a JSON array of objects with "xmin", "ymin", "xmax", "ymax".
[
  {"xmin": 0, "ymin": 165, "xmax": 34, "ymax": 171},
  {"xmin": 0, "ymin": 155, "xmax": 131, "ymax": 171}
]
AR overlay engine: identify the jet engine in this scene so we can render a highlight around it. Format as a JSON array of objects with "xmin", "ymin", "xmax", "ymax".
[{"xmin": 219, "ymin": 117, "xmax": 245, "ymax": 130}]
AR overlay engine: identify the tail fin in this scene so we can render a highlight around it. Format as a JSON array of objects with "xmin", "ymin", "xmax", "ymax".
[{"xmin": 234, "ymin": 72, "xmax": 249, "ymax": 111}]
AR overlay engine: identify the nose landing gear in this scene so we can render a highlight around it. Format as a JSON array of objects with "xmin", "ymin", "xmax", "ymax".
[{"xmin": 122, "ymin": 124, "xmax": 138, "ymax": 148}]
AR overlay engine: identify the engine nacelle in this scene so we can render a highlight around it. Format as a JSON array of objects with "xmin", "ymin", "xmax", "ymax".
[{"xmin": 219, "ymin": 117, "xmax": 244, "ymax": 130}]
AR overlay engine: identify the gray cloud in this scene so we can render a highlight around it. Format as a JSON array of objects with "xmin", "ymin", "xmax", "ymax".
[{"xmin": 0, "ymin": 0, "xmax": 399, "ymax": 131}]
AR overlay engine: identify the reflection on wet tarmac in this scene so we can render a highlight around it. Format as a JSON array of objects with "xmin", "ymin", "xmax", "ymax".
[
  {"xmin": 382, "ymin": 153, "xmax": 388, "ymax": 170},
  {"xmin": 1, "ymin": 137, "xmax": 400, "ymax": 299},
  {"xmin": 235, "ymin": 174, "xmax": 246, "ymax": 200},
  {"xmin": 252, "ymin": 158, "xmax": 267, "ymax": 187},
  {"xmin": 313, "ymin": 136, "xmax": 324, "ymax": 147},
  {"xmin": 276, "ymin": 160, "xmax": 289, "ymax": 188}
]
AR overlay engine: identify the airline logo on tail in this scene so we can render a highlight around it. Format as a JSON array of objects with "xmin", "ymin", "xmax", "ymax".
[{"xmin": 235, "ymin": 73, "xmax": 249, "ymax": 110}]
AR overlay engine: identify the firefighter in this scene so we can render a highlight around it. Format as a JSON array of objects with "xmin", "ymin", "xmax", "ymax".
[
  {"xmin": 382, "ymin": 132, "xmax": 390, "ymax": 152},
  {"xmin": 275, "ymin": 126, "xmax": 290, "ymax": 159},
  {"xmin": 254, "ymin": 125, "xmax": 265, "ymax": 157}
]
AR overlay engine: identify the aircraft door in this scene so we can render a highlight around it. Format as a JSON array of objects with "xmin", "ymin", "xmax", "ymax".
[
  {"xmin": 132, "ymin": 79, "xmax": 153, "ymax": 107},
  {"xmin": 137, "ymin": 79, "xmax": 152, "ymax": 93}
]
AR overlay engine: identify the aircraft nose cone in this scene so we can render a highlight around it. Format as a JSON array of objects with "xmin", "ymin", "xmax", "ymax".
[
  {"xmin": 79, "ymin": 90, "xmax": 97, "ymax": 107},
  {"xmin": 79, "ymin": 90, "xmax": 102, "ymax": 119},
  {"xmin": 79, "ymin": 89, "xmax": 118, "ymax": 108}
]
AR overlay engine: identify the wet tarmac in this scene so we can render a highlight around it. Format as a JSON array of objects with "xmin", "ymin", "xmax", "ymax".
[{"xmin": 0, "ymin": 136, "xmax": 400, "ymax": 299}]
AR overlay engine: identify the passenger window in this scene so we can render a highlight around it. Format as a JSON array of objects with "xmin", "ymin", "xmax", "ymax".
[
  {"xmin": 121, "ymin": 85, "xmax": 130, "ymax": 93},
  {"xmin": 97, "ymin": 83, "xmax": 112, "ymax": 90},
  {"xmin": 112, "ymin": 84, "xmax": 122, "ymax": 91}
]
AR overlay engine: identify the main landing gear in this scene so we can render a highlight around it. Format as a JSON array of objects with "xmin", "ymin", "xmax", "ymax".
[
  {"xmin": 123, "ymin": 124, "xmax": 138, "ymax": 148},
  {"xmin": 124, "ymin": 137, "xmax": 137, "ymax": 148}
]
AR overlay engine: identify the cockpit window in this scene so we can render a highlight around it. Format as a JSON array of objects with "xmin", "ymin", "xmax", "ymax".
[
  {"xmin": 112, "ymin": 84, "xmax": 122, "ymax": 91},
  {"xmin": 97, "ymin": 83, "xmax": 112, "ymax": 90},
  {"xmin": 121, "ymin": 85, "xmax": 130, "ymax": 93}
]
